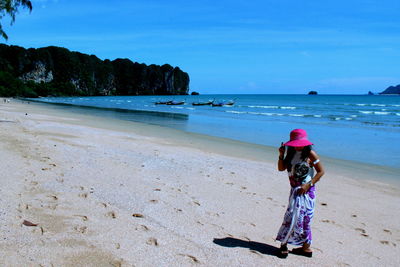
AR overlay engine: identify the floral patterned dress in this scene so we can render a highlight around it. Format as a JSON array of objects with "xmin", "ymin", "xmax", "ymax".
[{"xmin": 276, "ymin": 151, "xmax": 317, "ymax": 245}]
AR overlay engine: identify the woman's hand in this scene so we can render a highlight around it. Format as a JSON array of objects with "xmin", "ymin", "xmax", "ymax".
[
  {"xmin": 298, "ymin": 183, "xmax": 311, "ymax": 195},
  {"xmin": 278, "ymin": 142, "xmax": 285, "ymax": 157}
]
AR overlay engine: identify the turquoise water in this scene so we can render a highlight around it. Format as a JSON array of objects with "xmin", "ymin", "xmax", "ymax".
[{"xmin": 30, "ymin": 94, "xmax": 400, "ymax": 168}]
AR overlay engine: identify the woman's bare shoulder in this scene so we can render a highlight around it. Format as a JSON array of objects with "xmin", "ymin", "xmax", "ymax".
[{"xmin": 309, "ymin": 150, "xmax": 319, "ymax": 160}]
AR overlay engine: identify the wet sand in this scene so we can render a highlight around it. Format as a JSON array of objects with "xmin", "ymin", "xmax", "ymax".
[{"xmin": 0, "ymin": 98, "xmax": 399, "ymax": 266}]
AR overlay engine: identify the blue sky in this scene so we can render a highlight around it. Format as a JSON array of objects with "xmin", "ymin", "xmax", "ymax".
[{"xmin": 1, "ymin": 0, "xmax": 400, "ymax": 94}]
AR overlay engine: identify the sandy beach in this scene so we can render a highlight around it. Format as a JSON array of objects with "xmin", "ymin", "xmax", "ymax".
[{"xmin": 0, "ymin": 99, "xmax": 399, "ymax": 267}]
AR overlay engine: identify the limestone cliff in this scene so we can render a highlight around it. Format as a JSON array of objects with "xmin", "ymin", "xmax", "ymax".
[{"xmin": 0, "ymin": 44, "xmax": 189, "ymax": 97}]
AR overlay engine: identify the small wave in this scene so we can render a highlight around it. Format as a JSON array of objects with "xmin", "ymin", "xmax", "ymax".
[
  {"xmin": 350, "ymin": 115, "xmax": 358, "ymax": 117},
  {"xmin": 396, "ymin": 113, "xmax": 400, "ymax": 116},
  {"xmin": 392, "ymin": 105, "xmax": 400, "ymax": 107},
  {"xmin": 248, "ymin": 105, "xmax": 279, "ymax": 109},
  {"xmin": 359, "ymin": 111, "xmax": 373, "ymax": 114},
  {"xmin": 356, "ymin": 104, "xmax": 367, "ymax": 106},
  {"xmin": 186, "ymin": 107, "xmax": 195, "ymax": 110},
  {"xmin": 371, "ymin": 104, "xmax": 386, "ymax": 107},
  {"xmin": 288, "ymin": 114, "xmax": 304, "ymax": 117},
  {"xmin": 345, "ymin": 118, "xmax": 353, "ymax": 120},
  {"xmin": 280, "ymin": 106, "xmax": 296, "ymax": 109},
  {"xmin": 226, "ymin": 111, "xmax": 246, "ymax": 114},
  {"xmin": 373, "ymin": 111, "xmax": 390, "ymax": 115},
  {"xmin": 313, "ymin": 115, "xmax": 322, "ymax": 118},
  {"xmin": 171, "ymin": 107, "xmax": 184, "ymax": 109}
]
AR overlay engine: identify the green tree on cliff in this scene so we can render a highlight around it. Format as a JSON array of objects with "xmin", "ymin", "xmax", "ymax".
[{"xmin": 0, "ymin": 0, "xmax": 32, "ymax": 40}]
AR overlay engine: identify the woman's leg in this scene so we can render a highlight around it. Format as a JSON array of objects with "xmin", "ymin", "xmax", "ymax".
[
  {"xmin": 278, "ymin": 242, "xmax": 289, "ymax": 258},
  {"xmin": 302, "ymin": 242, "xmax": 312, "ymax": 252}
]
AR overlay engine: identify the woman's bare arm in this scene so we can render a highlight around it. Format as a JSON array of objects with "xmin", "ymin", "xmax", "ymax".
[
  {"xmin": 277, "ymin": 142, "xmax": 287, "ymax": 171},
  {"xmin": 309, "ymin": 150, "xmax": 325, "ymax": 184}
]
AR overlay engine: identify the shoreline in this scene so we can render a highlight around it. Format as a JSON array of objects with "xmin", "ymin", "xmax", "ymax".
[
  {"xmin": 13, "ymin": 98, "xmax": 400, "ymax": 187},
  {"xmin": 1, "ymin": 98, "xmax": 399, "ymax": 266}
]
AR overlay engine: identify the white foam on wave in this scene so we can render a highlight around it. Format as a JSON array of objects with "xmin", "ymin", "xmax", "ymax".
[
  {"xmin": 350, "ymin": 115, "xmax": 358, "ymax": 117},
  {"xmin": 288, "ymin": 114, "xmax": 304, "ymax": 117},
  {"xmin": 356, "ymin": 104, "xmax": 367, "ymax": 106},
  {"xmin": 313, "ymin": 115, "xmax": 322, "ymax": 117},
  {"xmin": 226, "ymin": 111, "xmax": 246, "ymax": 114},
  {"xmin": 374, "ymin": 111, "xmax": 390, "ymax": 115},
  {"xmin": 396, "ymin": 113, "xmax": 400, "ymax": 116},
  {"xmin": 248, "ymin": 105, "xmax": 279, "ymax": 109},
  {"xmin": 359, "ymin": 111, "xmax": 373, "ymax": 114},
  {"xmin": 371, "ymin": 104, "xmax": 386, "ymax": 107},
  {"xmin": 280, "ymin": 106, "xmax": 296, "ymax": 109},
  {"xmin": 186, "ymin": 107, "xmax": 195, "ymax": 110},
  {"xmin": 345, "ymin": 118, "xmax": 353, "ymax": 120}
]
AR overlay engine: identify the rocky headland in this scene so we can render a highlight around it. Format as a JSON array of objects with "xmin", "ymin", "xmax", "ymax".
[
  {"xmin": 0, "ymin": 44, "xmax": 189, "ymax": 97},
  {"xmin": 379, "ymin": 84, "xmax": 400, "ymax": 95}
]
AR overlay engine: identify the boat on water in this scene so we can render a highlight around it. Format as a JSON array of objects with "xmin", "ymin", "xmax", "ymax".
[
  {"xmin": 192, "ymin": 100, "xmax": 214, "ymax": 106},
  {"xmin": 154, "ymin": 100, "xmax": 173, "ymax": 105},
  {"xmin": 211, "ymin": 100, "xmax": 234, "ymax": 107},
  {"xmin": 166, "ymin": 100, "xmax": 185, "ymax": 105}
]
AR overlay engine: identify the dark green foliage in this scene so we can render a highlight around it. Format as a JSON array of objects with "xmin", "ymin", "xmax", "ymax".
[
  {"xmin": 0, "ymin": 44, "xmax": 190, "ymax": 97},
  {"xmin": 0, "ymin": 70, "xmax": 36, "ymax": 97},
  {"xmin": 0, "ymin": 0, "xmax": 33, "ymax": 40}
]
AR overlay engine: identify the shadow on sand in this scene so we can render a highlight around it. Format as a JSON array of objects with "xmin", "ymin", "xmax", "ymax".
[{"xmin": 213, "ymin": 237, "xmax": 279, "ymax": 257}]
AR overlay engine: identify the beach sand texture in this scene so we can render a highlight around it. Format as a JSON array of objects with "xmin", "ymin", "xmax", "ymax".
[{"xmin": 0, "ymin": 99, "xmax": 399, "ymax": 267}]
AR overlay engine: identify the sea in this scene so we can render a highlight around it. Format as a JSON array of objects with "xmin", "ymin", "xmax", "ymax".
[{"xmin": 28, "ymin": 94, "xmax": 400, "ymax": 169}]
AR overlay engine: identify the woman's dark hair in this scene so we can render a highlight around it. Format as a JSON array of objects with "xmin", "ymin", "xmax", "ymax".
[{"xmin": 284, "ymin": 145, "xmax": 312, "ymax": 170}]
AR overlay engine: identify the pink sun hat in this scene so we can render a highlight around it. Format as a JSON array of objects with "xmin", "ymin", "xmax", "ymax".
[{"xmin": 283, "ymin": 129, "xmax": 314, "ymax": 147}]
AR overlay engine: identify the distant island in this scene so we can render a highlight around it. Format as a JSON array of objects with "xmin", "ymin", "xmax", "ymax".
[
  {"xmin": 308, "ymin": 91, "xmax": 318, "ymax": 95},
  {"xmin": 380, "ymin": 84, "xmax": 400, "ymax": 95},
  {"xmin": 0, "ymin": 44, "xmax": 189, "ymax": 97}
]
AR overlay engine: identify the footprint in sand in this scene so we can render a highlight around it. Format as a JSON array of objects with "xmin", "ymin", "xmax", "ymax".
[
  {"xmin": 106, "ymin": 211, "xmax": 117, "ymax": 219},
  {"xmin": 79, "ymin": 193, "xmax": 88, "ymax": 198},
  {"xmin": 383, "ymin": 229, "xmax": 392, "ymax": 234},
  {"xmin": 192, "ymin": 201, "xmax": 201, "ymax": 206},
  {"xmin": 146, "ymin": 237, "xmax": 158, "ymax": 246},
  {"xmin": 110, "ymin": 259, "xmax": 123, "ymax": 267},
  {"xmin": 135, "ymin": 224, "xmax": 149, "ymax": 231},
  {"xmin": 355, "ymin": 228, "xmax": 366, "ymax": 234},
  {"xmin": 178, "ymin": 254, "xmax": 199, "ymax": 264},
  {"xmin": 74, "ymin": 215, "xmax": 89, "ymax": 221},
  {"xmin": 48, "ymin": 195, "xmax": 58, "ymax": 201},
  {"xmin": 74, "ymin": 226, "xmax": 87, "ymax": 234}
]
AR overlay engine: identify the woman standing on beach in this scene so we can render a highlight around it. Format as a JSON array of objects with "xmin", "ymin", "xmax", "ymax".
[{"xmin": 276, "ymin": 129, "xmax": 325, "ymax": 258}]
